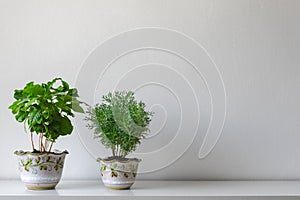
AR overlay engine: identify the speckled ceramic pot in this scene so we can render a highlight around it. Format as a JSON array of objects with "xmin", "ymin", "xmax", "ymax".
[
  {"xmin": 14, "ymin": 150, "xmax": 68, "ymax": 190},
  {"xmin": 97, "ymin": 157, "xmax": 141, "ymax": 190}
]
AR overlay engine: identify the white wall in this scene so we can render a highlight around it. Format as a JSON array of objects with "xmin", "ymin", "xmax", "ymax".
[{"xmin": 0, "ymin": 0, "xmax": 299, "ymax": 180}]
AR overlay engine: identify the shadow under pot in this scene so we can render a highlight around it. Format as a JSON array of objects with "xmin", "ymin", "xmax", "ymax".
[
  {"xmin": 97, "ymin": 157, "xmax": 141, "ymax": 190},
  {"xmin": 14, "ymin": 150, "xmax": 68, "ymax": 190}
]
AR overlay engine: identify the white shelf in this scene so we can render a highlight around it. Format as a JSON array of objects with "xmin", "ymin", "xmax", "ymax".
[{"xmin": 0, "ymin": 180, "xmax": 300, "ymax": 199}]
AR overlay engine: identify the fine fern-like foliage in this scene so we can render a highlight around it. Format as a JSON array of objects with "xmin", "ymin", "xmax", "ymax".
[
  {"xmin": 8, "ymin": 78, "xmax": 84, "ymax": 153},
  {"xmin": 85, "ymin": 91, "xmax": 153, "ymax": 158}
]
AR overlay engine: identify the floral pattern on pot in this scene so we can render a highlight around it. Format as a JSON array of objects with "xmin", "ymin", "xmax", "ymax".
[
  {"xmin": 15, "ymin": 150, "xmax": 68, "ymax": 190},
  {"xmin": 19, "ymin": 155, "xmax": 64, "ymax": 174},
  {"xmin": 97, "ymin": 157, "xmax": 141, "ymax": 190}
]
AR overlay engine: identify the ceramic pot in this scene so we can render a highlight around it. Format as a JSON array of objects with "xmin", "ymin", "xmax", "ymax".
[
  {"xmin": 97, "ymin": 157, "xmax": 141, "ymax": 190},
  {"xmin": 14, "ymin": 150, "xmax": 68, "ymax": 190}
]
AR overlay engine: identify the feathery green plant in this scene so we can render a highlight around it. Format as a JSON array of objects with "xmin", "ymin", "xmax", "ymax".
[{"xmin": 85, "ymin": 91, "xmax": 153, "ymax": 158}]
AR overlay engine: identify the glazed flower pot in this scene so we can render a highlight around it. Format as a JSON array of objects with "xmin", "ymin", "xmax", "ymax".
[
  {"xmin": 97, "ymin": 157, "xmax": 141, "ymax": 190},
  {"xmin": 14, "ymin": 150, "xmax": 68, "ymax": 190}
]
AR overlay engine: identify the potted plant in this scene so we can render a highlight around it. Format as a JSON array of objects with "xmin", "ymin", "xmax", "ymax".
[
  {"xmin": 85, "ymin": 91, "xmax": 153, "ymax": 190},
  {"xmin": 8, "ymin": 78, "xmax": 84, "ymax": 190}
]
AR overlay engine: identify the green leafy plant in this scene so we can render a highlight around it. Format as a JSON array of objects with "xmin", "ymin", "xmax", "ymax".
[
  {"xmin": 9, "ymin": 78, "xmax": 84, "ymax": 153},
  {"xmin": 85, "ymin": 91, "xmax": 153, "ymax": 158}
]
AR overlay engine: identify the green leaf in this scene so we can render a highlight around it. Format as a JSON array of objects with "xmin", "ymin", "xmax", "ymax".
[
  {"xmin": 24, "ymin": 99, "xmax": 37, "ymax": 109},
  {"xmin": 15, "ymin": 111, "xmax": 28, "ymax": 122},
  {"xmin": 72, "ymin": 101, "xmax": 85, "ymax": 113},
  {"xmin": 69, "ymin": 88, "xmax": 79, "ymax": 97},
  {"xmin": 23, "ymin": 82, "xmax": 44, "ymax": 97},
  {"xmin": 13, "ymin": 89, "xmax": 26, "ymax": 100},
  {"xmin": 47, "ymin": 115, "xmax": 73, "ymax": 141},
  {"xmin": 47, "ymin": 77, "xmax": 61, "ymax": 88},
  {"xmin": 28, "ymin": 109, "xmax": 42, "ymax": 125},
  {"xmin": 56, "ymin": 86, "xmax": 64, "ymax": 92},
  {"xmin": 62, "ymin": 80, "xmax": 69, "ymax": 90},
  {"xmin": 9, "ymin": 100, "xmax": 24, "ymax": 114},
  {"xmin": 9, "ymin": 78, "xmax": 85, "ymax": 147}
]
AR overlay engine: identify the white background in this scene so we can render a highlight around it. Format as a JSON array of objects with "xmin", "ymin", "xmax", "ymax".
[{"xmin": 0, "ymin": 0, "xmax": 299, "ymax": 180}]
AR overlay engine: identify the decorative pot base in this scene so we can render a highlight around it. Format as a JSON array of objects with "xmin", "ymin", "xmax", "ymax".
[
  {"xmin": 26, "ymin": 185, "xmax": 57, "ymax": 190},
  {"xmin": 104, "ymin": 183, "xmax": 133, "ymax": 190}
]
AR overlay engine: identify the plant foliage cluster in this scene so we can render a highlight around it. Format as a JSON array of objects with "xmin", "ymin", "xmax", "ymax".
[
  {"xmin": 85, "ymin": 91, "xmax": 153, "ymax": 158},
  {"xmin": 9, "ymin": 78, "xmax": 84, "ymax": 153}
]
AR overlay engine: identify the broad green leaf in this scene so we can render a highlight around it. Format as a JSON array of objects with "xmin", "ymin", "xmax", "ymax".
[
  {"xmin": 9, "ymin": 78, "xmax": 84, "ymax": 144},
  {"xmin": 72, "ymin": 102, "xmax": 85, "ymax": 113},
  {"xmin": 23, "ymin": 83, "xmax": 44, "ymax": 97},
  {"xmin": 13, "ymin": 89, "xmax": 26, "ymax": 100},
  {"xmin": 15, "ymin": 111, "xmax": 28, "ymax": 122},
  {"xmin": 62, "ymin": 80, "xmax": 69, "ymax": 90}
]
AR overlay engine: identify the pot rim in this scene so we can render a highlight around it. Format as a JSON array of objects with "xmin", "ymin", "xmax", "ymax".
[
  {"xmin": 97, "ymin": 156, "xmax": 141, "ymax": 163},
  {"xmin": 14, "ymin": 149, "xmax": 69, "ymax": 156}
]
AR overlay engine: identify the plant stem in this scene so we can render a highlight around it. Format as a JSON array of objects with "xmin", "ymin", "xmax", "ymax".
[
  {"xmin": 116, "ymin": 145, "xmax": 118, "ymax": 157},
  {"xmin": 39, "ymin": 133, "xmax": 45, "ymax": 152},
  {"xmin": 41, "ymin": 140, "xmax": 45, "ymax": 152},
  {"xmin": 30, "ymin": 132, "xmax": 35, "ymax": 152},
  {"xmin": 117, "ymin": 145, "xmax": 121, "ymax": 157},
  {"xmin": 48, "ymin": 141, "xmax": 54, "ymax": 153},
  {"xmin": 45, "ymin": 138, "xmax": 51, "ymax": 152},
  {"xmin": 39, "ymin": 133, "xmax": 42, "ymax": 152}
]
